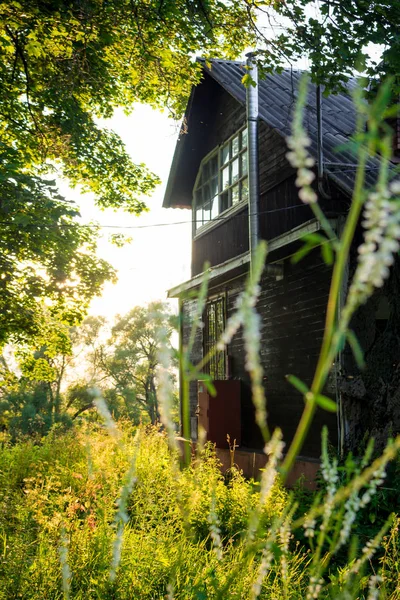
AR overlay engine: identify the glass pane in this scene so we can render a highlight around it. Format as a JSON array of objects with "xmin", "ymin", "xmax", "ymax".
[
  {"xmin": 202, "ymin": 182, "xmax": 211, "ymax": 204},
  {"xmin": 241, "ymin": 151, "xmax": 248, "ymax": 176},
  {"xmin": 203, "ymin": 200, "xmax": 211, "ymax": 223},
  {"xmin": 222, "ymin": 166, "xmax": 230, "ymax": 189},
  {"xmin": 211, "ymin": 195, "xmax": 219, "ymax": 219},
  {"xmin": 241, "ymin": 128, "xmax": 248, "ymax": 149},
  {"xmin": 221, "ymin": 143, "xmax": 230, "ymax": 165},
  {"xmin": 210, "ymin": 176, "xmax": 218, "ymax": 198},
  {"xmin": 202, "ymin": 160, "xmax": 210, "ymax": 182},
  {"xmin": 240, "ymin": 178, "xmax": 249, "ymax": 202},
  {"xmin": 232, "ymin": 135, "xmax": 239, "ymax": 157},
  {"xmin": 210, "ymin": 155, "xmax": 218, "ymax": 177},
  {"xmin": 231, "ymin": 158, "xmax": 239, "ymax": 183},
  {"xmin": 220, "ymin": 190, "xmax": 230, "ymax": 213},
  {"xmin": 196, "ymin": 207, "xmax": 203, "ymax": 228},
  {"xmin": 232, "ymin": 184, "xmax": 239, "ymax": 205},
  {"xmin": 195, "ymin": 189, "xmax": 203, "ymax": 207}
]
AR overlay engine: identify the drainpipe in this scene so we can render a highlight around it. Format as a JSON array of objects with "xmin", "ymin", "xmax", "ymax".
[
  {"xmin": 246, "ymin": 52, "xmax": 259, "ymax": 273},
  {"xmin": 316, "ymin": 85, "xmax": 330, "ymax": 200}
]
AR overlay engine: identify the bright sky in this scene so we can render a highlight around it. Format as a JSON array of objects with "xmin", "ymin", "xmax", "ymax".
[{"xmin": 58, "ymin": 104, "xmax": 192, "ymax": 319}]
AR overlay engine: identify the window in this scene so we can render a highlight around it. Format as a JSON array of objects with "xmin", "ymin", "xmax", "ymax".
[
  {"xmin": 204, "ymin": 296, "xmax": 227, "ymax": 380},
  {"xmin": 194, "ymin": 128, "xmax": 248, "ymax": 231}
]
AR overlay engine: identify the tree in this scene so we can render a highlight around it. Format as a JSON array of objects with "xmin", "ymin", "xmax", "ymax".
[
  {"xmin": 252, "ymin": 1, "xmax": 400, "ymax": 96},
  {"xmin": 0, "ymin": 0, "xmax": 253, "ymax": 206},
  {"xmin": 0, "ymin": 0, "xmax": 254, "ymax": 346},
  {"xmin": 91, "ymin": 302, "xmax": 178, "ymax": 425},
  {"xmin": 0, "ymin": 302, "xmax": 178, "ymax": 437},
  {"xmin": 0, "ymin": 312, "xmax": 75, "ymax": 436},
  {"xmin": 0, "ymin": 154, "xmax": 116, "ymax": 345}
]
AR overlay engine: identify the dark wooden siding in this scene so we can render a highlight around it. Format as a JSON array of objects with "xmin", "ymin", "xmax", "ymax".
[
  {"xmin": 228, "ymin": 250, "xmax": 337, "ymax": 457},
  {"xmin": 259, "ymin": 174, "xmax": 313, "ymax": 240},
  {"xmin": 192, "ymin": 208, "xmax": 249, "ymax": 276},
  {"xmin": 183, "ymin": 249, "xmax": 338, "ymax": 459},
  {"xmin": 257, "ymin": 121, "xmax": 344, "ymax": 240}
]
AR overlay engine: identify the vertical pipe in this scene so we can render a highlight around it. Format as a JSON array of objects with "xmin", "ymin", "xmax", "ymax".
[
  {"xmin": 316, "ymin": 84, "xmax": 330, "ymax": 200},
  {"xmin": 317, "ymin": 84, "xmax": 323, "ymax": 184},
  {"xmin": 246, "ymin": 52, "xmax": 259, "ymax": 271}
]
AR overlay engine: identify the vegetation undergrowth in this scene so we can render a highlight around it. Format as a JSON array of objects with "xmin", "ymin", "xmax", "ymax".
[
  {"xmin": 1, "ymin": 421, "xmax": 400, "ymax": 599},
  {"xmin": 0, "ymin": 423, "xmax": 288, "ymax": 600}
]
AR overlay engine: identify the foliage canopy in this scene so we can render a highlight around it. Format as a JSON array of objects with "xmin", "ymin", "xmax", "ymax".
[
  {"xmin": 0, "ymin": 0, "xmax": 254, "ymax": 345},
  {"xmin": 257, "ymin": 0, "xmax": 400, "ymax": 96}
]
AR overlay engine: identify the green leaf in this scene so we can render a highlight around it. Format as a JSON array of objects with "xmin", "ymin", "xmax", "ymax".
[
  {"xmin": 286, "ymin": 374, "xmax": 309, "ymax": 395},
  {"xmin": 321, "ymin": 241, "xmax": 334, "ymax": 265},
  {"xmin": 241, "ymin": 73, "xmax": 257, "ymax": 88},
  {"xmin": 197, "ymin": 373, "xmax": 216, "ymax": 396},
  {"xmin": 291, "ymin": 242, "xmax": 314, "ymax": 264},
  {"xmin": 346, "ymin": 329, "xmax": 366, "ymax": 369},
  {"xmin": 315, "ymin": 394, "xmax": 337, "ymax": 413}
]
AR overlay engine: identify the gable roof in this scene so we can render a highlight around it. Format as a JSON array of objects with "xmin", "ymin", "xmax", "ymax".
[{"xmin": 163, "ymin": 59, "xmax": 386, "ymax": 209}]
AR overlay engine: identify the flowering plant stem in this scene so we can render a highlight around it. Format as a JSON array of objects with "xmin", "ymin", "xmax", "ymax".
[{"xmin": 281, "ymin": 149, "xmax": 368, "ymax": 480}]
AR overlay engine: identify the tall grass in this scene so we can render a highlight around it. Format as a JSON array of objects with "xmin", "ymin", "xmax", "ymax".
[{"xmin": 1, "ymin": 421, "xmax": 400, "ymax": 598}]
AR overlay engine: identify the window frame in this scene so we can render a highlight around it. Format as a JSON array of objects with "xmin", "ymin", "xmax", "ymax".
[
  {"xmin": 203, "ymin": 294, "xmax": 227, "ymax": 381},
  {"xmin": 193, "ymin": 126, "xmax": 248, "ymax": 236}
]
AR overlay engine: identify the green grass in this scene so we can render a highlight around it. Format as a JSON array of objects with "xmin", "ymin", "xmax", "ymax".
[{"xmin": 0, "ymin": 423, "xmax": 400, "ymax": 599}]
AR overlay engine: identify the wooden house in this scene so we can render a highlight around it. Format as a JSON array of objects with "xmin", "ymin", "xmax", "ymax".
[{"xmin": 162, "ymin": 59, "xmax": 400, "ymax": 482}]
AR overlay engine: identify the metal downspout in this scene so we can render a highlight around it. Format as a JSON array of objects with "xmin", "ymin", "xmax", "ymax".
[
  {"xmin": 246, "ymin": 52, "xmax": 260, "ymax": 273},
  {"xmin": 317, "ymin": 85, "xmax": 330, "ymax": 201}
]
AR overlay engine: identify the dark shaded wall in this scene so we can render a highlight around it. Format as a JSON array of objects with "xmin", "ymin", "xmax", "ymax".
[
  {"xmin": 183, "ymin": 249, "xmax": 338, "ymax": 459},
  {"xmin": 340, "ymin": 246, "xmax": 400, "ymax": 454}
]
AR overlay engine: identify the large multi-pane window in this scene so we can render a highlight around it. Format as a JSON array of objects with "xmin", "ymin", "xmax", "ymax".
[
  {"xmin": 203, "ymin": 297, "xmax": 227, "ymax": 380},
  {"xmin": 194, "ymin": 128, "xmax": 248, "ymax": 231}
]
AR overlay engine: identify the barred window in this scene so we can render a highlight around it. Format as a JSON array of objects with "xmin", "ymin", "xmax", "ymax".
[
  {"xmin": 204, "ymin": 296, "xmax": 227, "ymax": 380},
  {"xmin": 194, "ymin": 128, "xmax": 248, "ymax": 231}
]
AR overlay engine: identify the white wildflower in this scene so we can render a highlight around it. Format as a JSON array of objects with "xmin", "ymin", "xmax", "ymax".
[
  {"xmin": 296, "ymin": 167, "xmax": 316, "ymax": 187},
  {"xmin": 307, "ymin": 576, "xmax": 324, "ymax": 600},
  {"xmin": 259, "ymin": 429, "xmax": 285, "ymax": 506},
  {"xmin": 243, "ymin": 307, "xmax": 267, "ymax": 435},
  {"xmin": 251, "ymin": 540, "xmax": 275, "ymax": 600},
  {"xmin": 59, "ymin": 528, "xmax": 71, "ymax": 600},
  {"xmin": 351, "ymin": 536, "xmax": 381, "ymax": 575},
  {"xmin": 166, "ymin": 583, "xmax": 175, "ymax": 600},
  {"xmin": 216, "ymin": 284, "xmax": 262, "ymax": 351},
  {"xmin": 299, "ymin": 186, "xmax": 318, "ymax": 204},
  {"xmin": 367, "ymin": 574, "xmax": 382, "ymax": 600},
  {"xmin": 303, "ymin": 514, "xmax": 316, "ymax": 538},
  {"xmin": 92, "ymin": 389, "xmax": 119, "ymax": 439},
  {"xmin": 110, "ymin": 432, "xmax": 140, "ymax": 581},
  {"xmin": 359, "ymin": 463, "xmax": 387, "ymax": 508},
  {"xmin": 208, "ymin": 491, "xmax": 223, "ymax": 561},
  {"xmin": 286, "ymin": 76, "xmax": 318, "ymax": 206},
  {"xmin": 337, "ymin": 490, "xmax": 360, "ymax": 549},
  {"xmin": 279, "ymin": 516, "xmax": 291, "ymax": 593},
  {"xmin": 345, "ymin": 187, "xmax": 400, "ymax": 312},
  {"xmin": 319, "ymin": 427, "xmax": 339, "ymax": 533},
  {"xmin": 156, "ymin": 325, "xmax": 177, "ymax": 450},
  {"xmin": 389, "ymin": 179, "xmax": 400, "ymax": 195}
]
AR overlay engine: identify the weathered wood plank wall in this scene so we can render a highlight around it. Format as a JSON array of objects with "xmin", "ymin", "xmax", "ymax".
[{"xmin": 182, "ymin": 248, "xmax": 338, "ymax": 458}]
